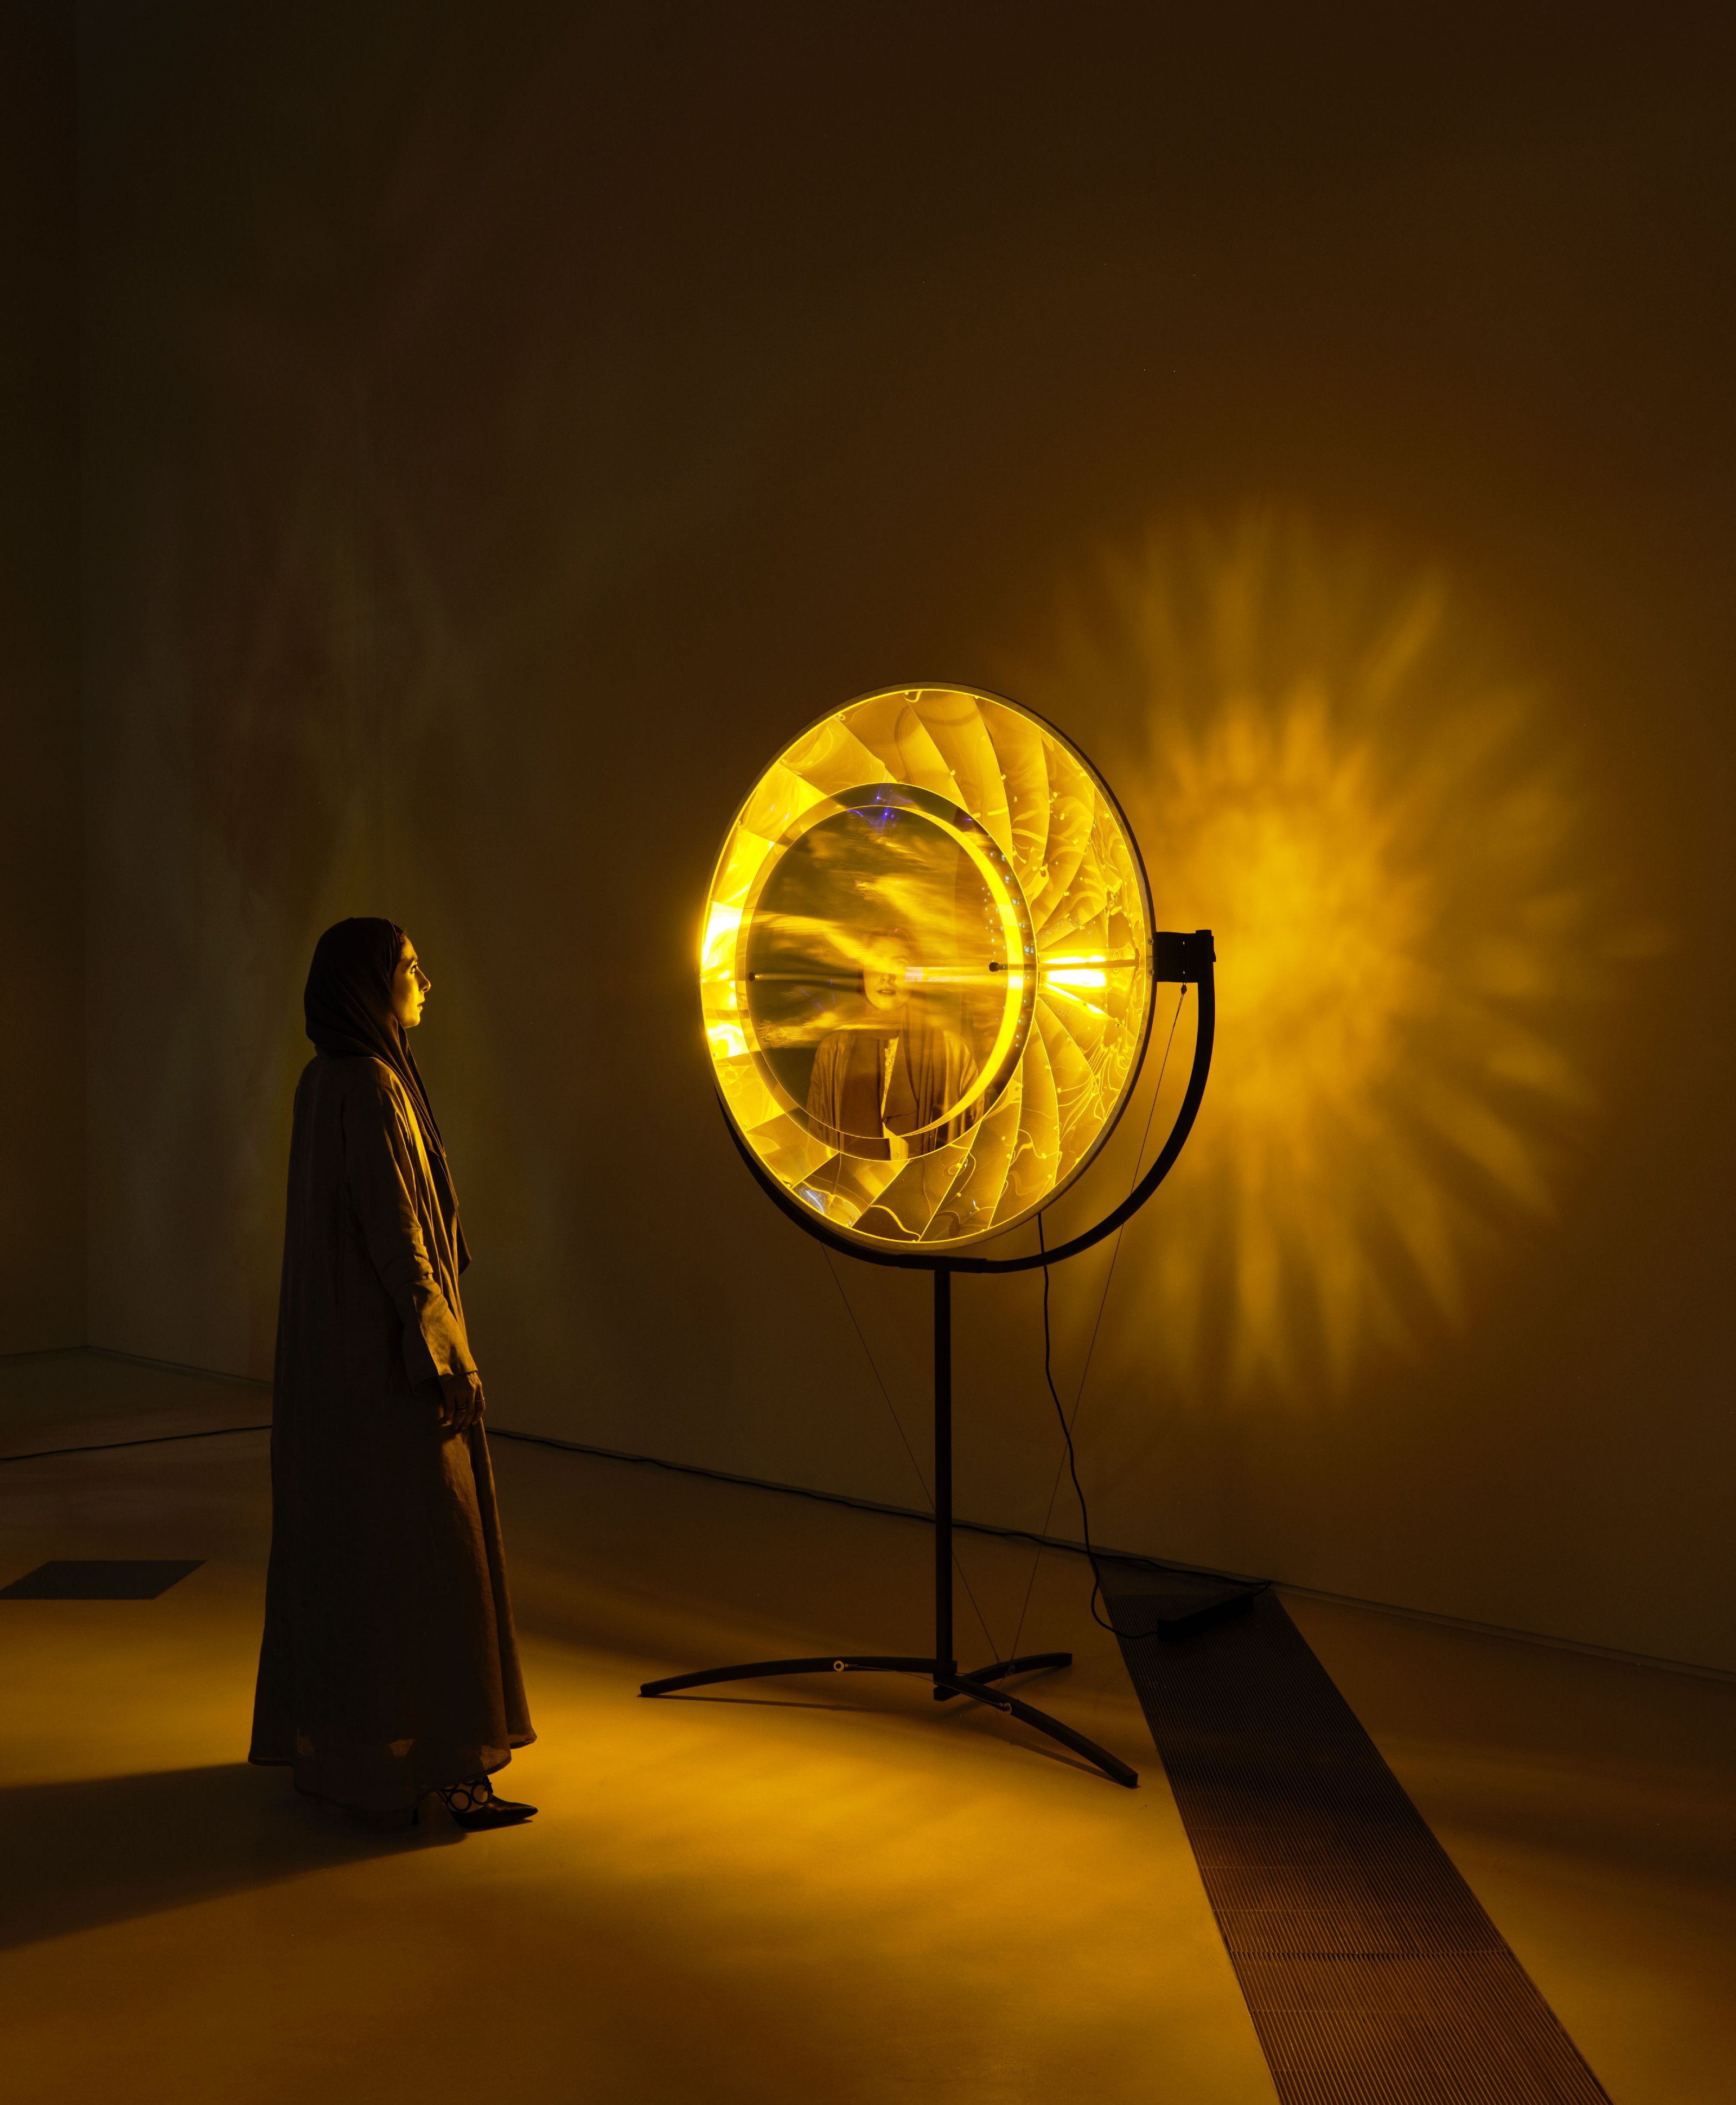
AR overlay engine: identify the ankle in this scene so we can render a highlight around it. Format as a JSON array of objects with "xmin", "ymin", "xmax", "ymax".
[{"xmin": 433, "ymin": 1775, "xmax": 493, "ymax": 1816}]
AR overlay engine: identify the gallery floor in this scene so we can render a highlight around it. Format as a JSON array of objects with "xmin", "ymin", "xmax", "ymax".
[{"xmin": 1, "ymin": 1355, "xmax": 1731, "ymax": 2104}]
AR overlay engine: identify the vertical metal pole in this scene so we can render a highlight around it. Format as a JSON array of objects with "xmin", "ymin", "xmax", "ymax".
[{"xmin": 933, "ymin": 1267, "xmax": 954, "ymax": 1682}]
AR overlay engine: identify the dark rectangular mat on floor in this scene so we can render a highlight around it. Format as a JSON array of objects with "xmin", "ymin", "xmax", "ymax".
[
  {"xmin": 1101, "ymin": 1576, "xmax": 1611, "ymax": 2104},
  {"xmin": 0, "ymin": 1559, "xmax": 204, "ymax": 1599}
]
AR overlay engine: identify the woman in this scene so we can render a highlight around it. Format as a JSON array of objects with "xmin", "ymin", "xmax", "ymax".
[{"xmin": 250, "ymin": 917, "xmax": 535, "ymax": 1829}]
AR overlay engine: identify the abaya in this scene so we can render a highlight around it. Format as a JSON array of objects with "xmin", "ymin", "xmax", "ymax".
[{"xmin": 250, "ymin": 917, "xmax": 533, "ymax": 1812}]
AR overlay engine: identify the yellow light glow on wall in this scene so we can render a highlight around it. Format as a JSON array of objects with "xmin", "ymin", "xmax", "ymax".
[
  {"xmin": 1027, "ymin": 511, "xmax": 1649, "ymax": 1399},
  {"xmin": 701, "ymin": 687, "xmax": 1153, "ymax": 1251}
]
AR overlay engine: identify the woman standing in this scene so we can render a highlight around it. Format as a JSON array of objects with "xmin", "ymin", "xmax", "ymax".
[{"xmin": 250, "ymin": 917, "xmax": 535, "ymax": 1829}]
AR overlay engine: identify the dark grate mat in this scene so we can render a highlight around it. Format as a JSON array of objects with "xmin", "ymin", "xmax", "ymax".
[
  {"xmin": 1102, "ymin": 1580, "xmax": 1612, "ymax": 2104},
  {"xmin": 0, "ymin": 1560, "xmax": 203, "ymax": 1599}
]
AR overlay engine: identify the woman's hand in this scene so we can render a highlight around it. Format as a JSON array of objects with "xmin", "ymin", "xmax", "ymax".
[{"xmin": 436, "ymin": 1369, "xmax": 486, "ymax": 1433}]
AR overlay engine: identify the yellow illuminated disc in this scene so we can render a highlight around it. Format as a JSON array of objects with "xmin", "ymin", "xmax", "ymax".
[{"xmin": 701, "ymin": 686, "xmax": 1154, "ymax": 1251}]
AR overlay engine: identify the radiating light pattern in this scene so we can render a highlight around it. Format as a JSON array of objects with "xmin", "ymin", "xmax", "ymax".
[
  {"xmin": 702, "ymin": 687, "xmax": 1153, "ymax": 1251},
  {"xmin": 1031, "ymin": 513, "xmax": 1624, "ymax": 1396}
]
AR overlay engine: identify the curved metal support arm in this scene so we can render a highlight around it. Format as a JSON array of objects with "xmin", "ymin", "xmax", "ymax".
[
  {"xmin": 720, "ymin": 941, "xmax": 1214, "ymax": 1277},
  {"xmin": 962, "ymin": 951, "xmax": 1214, "ymax": 1274}
]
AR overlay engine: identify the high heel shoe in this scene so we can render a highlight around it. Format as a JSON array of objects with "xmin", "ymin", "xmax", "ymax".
[{"xmin": 415, "ymin": 1776, "xmax": 537, "ymax": 1830}]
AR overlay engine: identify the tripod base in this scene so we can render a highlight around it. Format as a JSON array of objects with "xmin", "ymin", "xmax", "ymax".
[{"xmin": 639, "ymin": 1651, "xmax": 1138, "ymax": 1789}]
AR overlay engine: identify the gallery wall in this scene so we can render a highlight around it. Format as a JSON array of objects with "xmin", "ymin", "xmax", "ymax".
[
  {"xmin": 74, "ymin": 4, "xmax": 1734, "ymax": 1666},
  {"xmin": 0, "ymin": 0, "xmax": 84, "ymax": 1355}
]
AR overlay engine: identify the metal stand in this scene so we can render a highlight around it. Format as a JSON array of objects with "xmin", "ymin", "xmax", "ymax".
[
  {"xmin": 642, "ymin": 932, "xmax": 1216, "ymax": 1792},
  {"xmin": 640, "ymin": 1269, "xmax": 1139, "ymax": 1789}
]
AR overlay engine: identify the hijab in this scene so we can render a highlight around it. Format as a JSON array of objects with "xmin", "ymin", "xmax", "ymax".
[{"xmin": 303, "ymin": 916, "xmax": 470, "ymax": 1271}]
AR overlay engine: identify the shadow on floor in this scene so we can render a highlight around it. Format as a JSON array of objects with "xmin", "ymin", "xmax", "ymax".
[{"xmin": 0, "ymin": 1762, "xmax": 457, "ymax": 1951}]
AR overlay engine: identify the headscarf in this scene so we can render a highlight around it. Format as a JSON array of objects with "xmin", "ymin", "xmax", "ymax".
[{"xmin": 303, "ymin": 916, "xmax": 470, "ymax": 1271}]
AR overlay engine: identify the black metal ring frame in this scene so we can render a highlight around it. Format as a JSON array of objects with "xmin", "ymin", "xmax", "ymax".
[{"xmin": 642, "ymin": 934, "xmax": 1216, "ymax": 1789}]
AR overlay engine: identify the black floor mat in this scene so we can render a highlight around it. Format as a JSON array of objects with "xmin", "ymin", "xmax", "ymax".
[
  {"xmin": 1102, "ymin": 1581, "xmax": 1611, "ymax": 2104},
  {"xmin": 0, "ymin": 1559, "xmax": 204, "ymax": 1599}
]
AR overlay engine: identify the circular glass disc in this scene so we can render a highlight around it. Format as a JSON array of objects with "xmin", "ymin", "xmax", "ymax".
[{"xmin": 701, "ymin": 686, "xmax": 1154, "ymax": 1252}]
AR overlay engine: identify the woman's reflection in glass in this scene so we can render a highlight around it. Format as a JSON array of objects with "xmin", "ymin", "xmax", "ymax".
[{"xmin": 806, "ymin": 932, "xmax": 981, "ymax": 1158}]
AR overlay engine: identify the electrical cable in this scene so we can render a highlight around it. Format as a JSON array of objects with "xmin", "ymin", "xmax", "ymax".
[
  {"xmin": 1006, "ymin": 985, "xmax": 1189, "ymax": 1656},
  {"xmin": 1038, "ymin": 1210, "xmax": 1118, "ymax": 1632}
]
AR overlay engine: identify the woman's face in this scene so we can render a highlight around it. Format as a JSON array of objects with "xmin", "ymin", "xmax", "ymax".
[
  {"xmin": 861, "ymin": 942, "xmax": 912, "ymax": 1014},
  {"xmin": 391, "ymin": 938, "xmax": 431, "ymax": 1029}
]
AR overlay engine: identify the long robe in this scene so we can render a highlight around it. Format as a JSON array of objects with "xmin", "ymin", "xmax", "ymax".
[{"xmin": 250, "ymin": 1053, "xmax": 532, "ymax": 1811}]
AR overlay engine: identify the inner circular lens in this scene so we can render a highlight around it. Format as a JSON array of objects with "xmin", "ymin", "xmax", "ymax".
[{"xmin": 745, "ymin": 801, "xmax": 1020, "ymax": 1158}]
